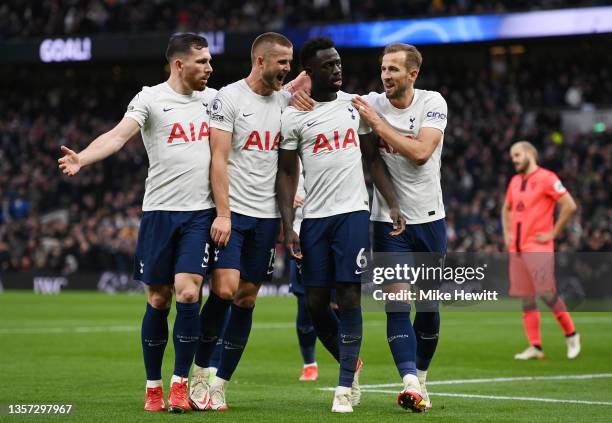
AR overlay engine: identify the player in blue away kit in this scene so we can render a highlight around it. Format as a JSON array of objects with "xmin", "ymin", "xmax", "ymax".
[
  {"xmin": 289, "ymin": 170, "xmax": 320, "ymax": 381},
  {"xmin": 59, "ymin": 34, "xmax": 216, "ymax": 413},
  {"xmin": 277, "ymin": 37, "xmax": 405, "ymax": 413},
  {"xmin": 352, "ymin": 43, "xmax": 449, "ymax": 411}
]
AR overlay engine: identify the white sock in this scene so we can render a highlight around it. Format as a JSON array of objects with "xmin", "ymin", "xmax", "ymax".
[
  {"xmin": 303, "ymin": 362, "xmax": 317, "ymax": 368},
  {"xmin": 171, "ymin": 375, "xmax": 188, "ymax": 384},
  {"xmin": 146, "ymin": 379, "xmax": 163, "ymax": 389},
  {"xmin": 335, "ymin": 386, "xmax": 352, "ymax": 395},
  {"xmin": 416, "ymin": 369, "xmax": 428, "ymax": 383},
  {"xmin": 402, "ymin": 373, "xmax": 419, "ymax": 387},
  {"xmin": 211, "ymin": 376, "xmax": 229, "ymax": 390}
]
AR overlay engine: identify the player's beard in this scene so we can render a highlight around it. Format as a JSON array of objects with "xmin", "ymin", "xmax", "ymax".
[
  {"xmin": 263, "ymin": 69, "xmax": 284, "ymax": 91},
  {"xmin": 385, "ymin": 79, "xmax": 409, "ymax": 100},
  {"xmin": 515, "ymin": 159, "xmax": 529, "ymax": 173}
]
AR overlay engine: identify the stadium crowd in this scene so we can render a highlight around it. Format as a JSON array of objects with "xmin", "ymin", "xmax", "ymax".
[
  {"xmin": 1, "ymin": 0, "xmax": 609, "ymax": 39},
  {"xmin": 1, "ymin": 51, "xmax": 610, "ymax": 275}
]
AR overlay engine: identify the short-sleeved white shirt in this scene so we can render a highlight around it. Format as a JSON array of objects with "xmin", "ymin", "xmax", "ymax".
[
  {"xmin": 281, "ymin": 91, "xmax": 371, "ymax": 219},
  {"xmin": 209, "ymin": 79, "xmax": 290, "ymax": 218},
  {"xmin": 124, "ymin": 82, "xmax": 217, "ymax": 212},
  {"xmin": 364, "ymin": 89, "xmax": 447, "ymax": 224}
]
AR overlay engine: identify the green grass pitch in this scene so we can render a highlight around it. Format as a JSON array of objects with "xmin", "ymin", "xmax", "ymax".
[{"xmin": 1, "ymin": 292, "xmax": 611, "ymax": 422}]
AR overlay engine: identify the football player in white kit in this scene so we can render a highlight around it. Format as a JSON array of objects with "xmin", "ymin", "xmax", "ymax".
[
  {"xmin": 351, "ymin": 43, "xmax": 448, "ymax": 411},
  {"xmin": 58, "ymin": 34, "xmax": 216, "ymax": 413},
  {"xmin": 189, "ymin": 32, "xmax": 305, "ymax": 411},
  {"xmin": 277, "ymin": 37, "xmax": 405, "ymax": 413}
]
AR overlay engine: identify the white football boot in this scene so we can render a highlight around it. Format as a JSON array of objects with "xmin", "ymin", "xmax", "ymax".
[
  {"xmin": 332, "ymin": 386, "xmax": 353, "ymax": 413},
  {"xmin": 566, "ymin": 333, "xmax": 581, "ymax": 359},
  {"xmin": 514, "ymin": 345, "xmax": 545, "ymax": 360}
]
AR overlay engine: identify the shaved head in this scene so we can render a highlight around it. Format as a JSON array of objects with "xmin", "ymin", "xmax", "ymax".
[
  {"xmin": 510, "ymin": 140, "xmax": 539, "ymax": 174},
  {"xmin": 511, "ymin": 141, "xmax": 539, "ymax": 162}
]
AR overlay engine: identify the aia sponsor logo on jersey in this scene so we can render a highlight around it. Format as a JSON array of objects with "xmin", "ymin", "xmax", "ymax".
[
  {"xmin": 243, "ymin": 131, "xmax": 280, "ymax": 151},
  {"xmin": 378, "ymin": 134, "xmax": 414, "ymax": 154},
  {"xmin": 167, "ymin": 121, "xmax": 210, "ymax": 144},
  {"xmin": 312, "ymin": 128, "xmax": 358, "ymax": 154}
]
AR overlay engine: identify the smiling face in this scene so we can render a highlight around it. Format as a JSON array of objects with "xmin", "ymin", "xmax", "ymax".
[
  {"xmin": 309, "ymin": 47, "xmax": 342, "ymax": 93},
  {"xmin": 260, "ymin": 44, "xmax": 293, "ymax": 91},
  {"xmin": 178, "ymin": 46, "xmax": 213, "ymax": 91},
  {"xmin": 381, "ymin": 51, "xmax": 418, "ymax": 100}
]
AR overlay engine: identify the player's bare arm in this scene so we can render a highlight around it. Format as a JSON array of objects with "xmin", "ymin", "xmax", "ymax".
[
  {"xmin": 276, "ymin": 149, "xmax": 302, "ymax": 258},
  {"xmin": 360, "ymin": 132, "xmax": 405, "ymax": 235},
  {"xmin": 210, "ymin": 127, "xmax": 233, "ymax": 247},
  {"xmin": 535, "ymin": 192, "xmax": 577, "ymax": 243},
  {"xmin": 58, "ymin": 117, "xmax": 140, "ymax": 176},
  {"xmin": 501, "ymin": 199, "xmax": 513, "ymax": 247},
  {"xmin": 352, "ymin": 96, "xmax": 441, "ymax": 166}
]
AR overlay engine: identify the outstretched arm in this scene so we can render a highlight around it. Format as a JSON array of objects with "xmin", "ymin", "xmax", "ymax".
[
  {"xmin": 276, "ymin": 149, "xmax": 301, "ymax": 258},
  {"xmin": 360, "ymin": 132, "xmax": 405, "ymax": 235},
  {"xmin": 58, "ymin": 117, "xmax": 140, "ymax": 176},
  {"xmin": 210, "ymin": 128, "xmax": 233, "ymax": 247},
  {"xmin": 352, "ymin": 96, "xmax": 442, "ymax": 166}
]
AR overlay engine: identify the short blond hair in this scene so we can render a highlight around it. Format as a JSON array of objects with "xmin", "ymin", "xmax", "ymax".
[
  {"xmin": 251, "ymin": 32, "xmax": 293, "ymax": 64},
  {"xmin": 382, "ymin": 43, "xmax": 422, "ymax": 71}
]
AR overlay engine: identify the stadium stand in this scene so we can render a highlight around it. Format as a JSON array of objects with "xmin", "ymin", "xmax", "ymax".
[{"xmin": 1, "ymin": 0, "xmax": 609, "ymax": 39}]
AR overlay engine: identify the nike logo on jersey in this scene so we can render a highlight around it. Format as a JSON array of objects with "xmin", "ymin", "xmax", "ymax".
[
  {"xmin": 147, "ymin": 341, "xmax": 166, "ymax": 347},
  {"xmin": 163, "ymin": 107, "xmax": 174, "ymax": 112},
  {"xmin": 201, "ymin": 263, "xmax": 208, "ymax": 268},
  {"xmin": 305, "ymin": 120, "xmax": 317, "ymax": 127},
  {"xmin": 242, "ymin": 112, "xmax": 254, "ymax": 117},
  {"xmin": 267, "ymin": 269, "xmax": 274, "ymax": 275},
  {"xmin": 354, "ymin": 269, "xmax": 367, "ymax": 275}
]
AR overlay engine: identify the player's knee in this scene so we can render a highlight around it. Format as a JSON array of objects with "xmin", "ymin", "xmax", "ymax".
[
  {"xmin": 336, "ymin": 285, "xmax": 361, "ymax": 310},
  {"xmin": 214, "ymin": 286, "xmax": 235, "ymax": 301},
  {"xmin": 522, "ymin": 296, "xmax": 538, "ymax": 311},
  {"xmin": 211, "ymin": 270, "xmax": 239, "ymax": 300},
  {"xmin": 175, "ymin": 286, "xmax": 199, "ymax": 303},
  {"xmin": 148, "ymin": 290, "xmax": 172, "ymax": 309},
  {"xmin": 233, "ymin": 292, "xmax": 257, "ymax": 308}
]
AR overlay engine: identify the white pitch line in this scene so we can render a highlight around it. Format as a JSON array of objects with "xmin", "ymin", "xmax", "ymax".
[
  {"xmin": 358, "ymin": 389, "xmax": 612, "ymax": 406},
  {"xmin": 352, "ymin": 373, "xmax": 612, "ymax": 389}
]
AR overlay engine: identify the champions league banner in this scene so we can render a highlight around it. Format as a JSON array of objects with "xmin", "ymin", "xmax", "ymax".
[{"xmin": 2, "ymin": 7, "xmax": 612, "ymax": 64}]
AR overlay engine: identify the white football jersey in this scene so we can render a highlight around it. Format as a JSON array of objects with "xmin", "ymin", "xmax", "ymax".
[
  {"xmin": 364, "ymin": 89, "xmax": 447, "ymax": 224},
  {"xmin": 124, "ymin": 82, "xmax": 216, "ymax": 212},
  {"xmin": 209, "ymin": 79, "xmax": 290, "ymax": 218},
  {"xmin": 281, "ymin": 91, "xmax": 371, "ymax": 219}
]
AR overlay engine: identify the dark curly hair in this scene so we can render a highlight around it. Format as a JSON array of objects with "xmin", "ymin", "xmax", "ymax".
[{"xmin": 300, "ymin": 37, "xmax": 335, "ymax": 69}]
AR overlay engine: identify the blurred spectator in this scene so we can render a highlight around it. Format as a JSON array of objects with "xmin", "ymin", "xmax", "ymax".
[{"xmin": 1, "ymin": 0, "xmax": 610, "ymax": 40}]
